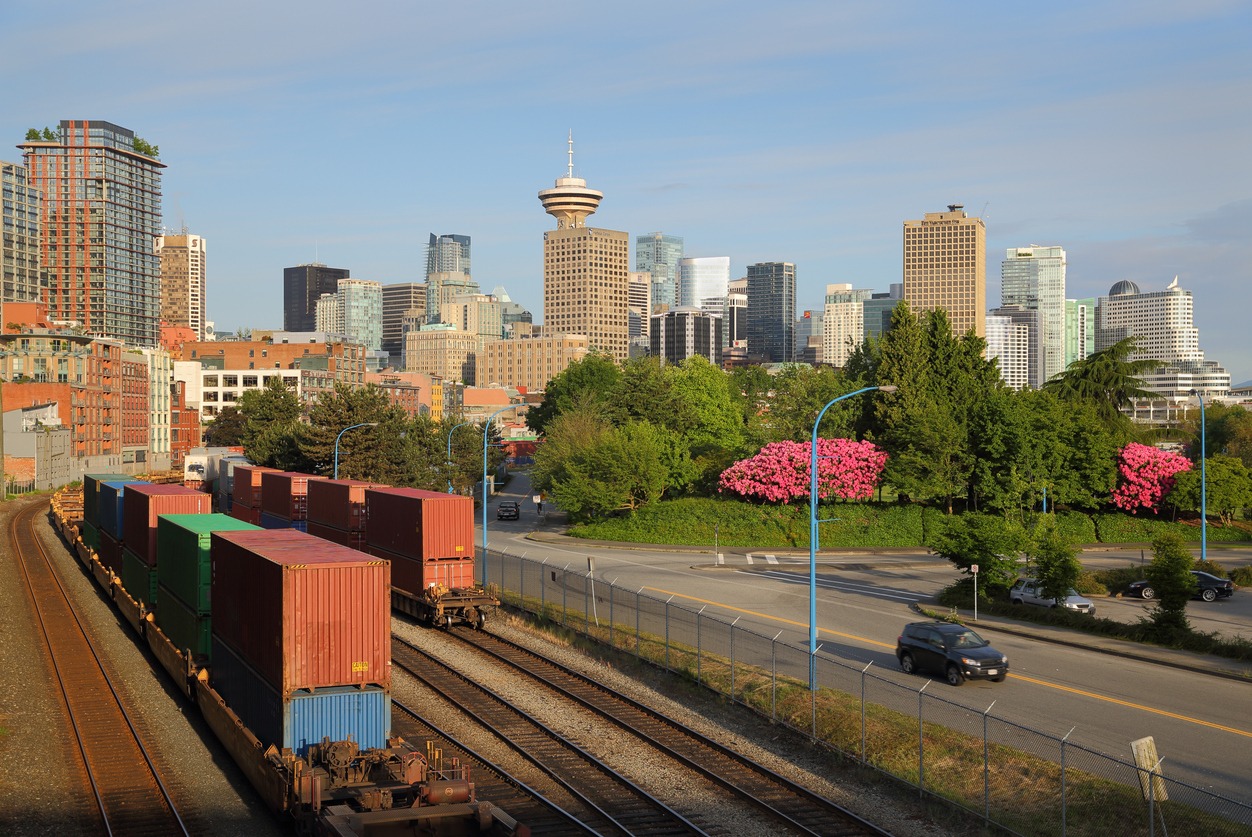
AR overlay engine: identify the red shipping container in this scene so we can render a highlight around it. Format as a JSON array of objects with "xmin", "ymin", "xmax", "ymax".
[
  {"xmin": 306, "ymin": 520, "xmax": 367, "ymax": 552},
  {"xmin": 366, "ymin": 544, "xmax": 476, "ymax": 594},
  {"xmin": 307, "ymin": 479, "xmax": 386, "ymax": 533},
  {"xmin": 98, "ymin": 530, "xmax": 122, "ymax": 575},
  {"xmin": 364, "ymin": 488, "xmax": 474, "ymax": 562},
  {"xmin": 121, "ymin": 483, "xmax": 212, "ymax": 566},
  {"xmin": 230, "ymin": 503, "xmax": 261, "ymax": 525},
  {"xmin": 232, "ymin": 465, "xmax": 278, "ymax": 509},
  {"xmin": 261, "ymin": 471, "xmax": 327, "ymax": 521},
  {"xmin": 211, "ymin": 529, "xmax": 391, "ymax": 696}
]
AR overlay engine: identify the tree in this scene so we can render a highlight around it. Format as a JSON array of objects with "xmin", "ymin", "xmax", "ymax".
[
  {"xmin": 659, "ymin": 356, "xmax": 746, "ymax": 494},
  {"xmin": 1028, "ymin": 523, "xmax": 1082, "ymax": 604},
  {"xmin": 761, "ymin": 365, "xmax": 850, "ymax": 443},
  {"xmin": 25, "ymin": 128, "xmax": 40, "ymax": 141},
  {"xmin": 525, "ymin": 352, "xmax": 621, "ymax": 435},
  {"xmin": 1143, "ymin": 531, "xmax": 1196, "ymax": 639},
  {"xmin": 1111, "ymin": 443, "xmax": 1191, "ymax": 514},
  {"xmin": 41, "ymin": 127, "xmax": 56, "ymax": 141},
  {"xmin": 1171, "ymin": 455, "xmax": 1252, "ymax": 525},
  {"xmin": 1181, "ymin": 402, "xmax": 1252, "ymax": 469},
  {"xmin": 929, "ymin": 513, "xmax": 1028, "ymax": 592},
  {"xmin": 203, "ymin": 406, "xmax": 246, "ymax": 447},
  {"xmin": 237, "ymin": 377, "xmax": 304, "ymax": 468},
  {"xmin": 300, "ymin": 383, "xmax": 409, "ymax": 482},
  {"xmin": 1043, "ymin": 337, "xmax": 1159, "ymax": 434}
]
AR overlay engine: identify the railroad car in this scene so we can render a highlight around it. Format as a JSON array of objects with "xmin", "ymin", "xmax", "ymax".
[{"xmin": 49, "ymin": 490, "xmax": 522, "ymax": 836}]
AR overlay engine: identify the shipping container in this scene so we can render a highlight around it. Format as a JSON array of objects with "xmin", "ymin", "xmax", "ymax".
[
  {"xmin": 306, "ymin": 521, "xmax": 366, "ymax": 552},
  {"xmin": 98, "ymin": 530, "xmax": 122, "ymax": 575},
  {"xmin": 97, "ymin": 480, "xmax": 149, "ymax": 541},
  {"xmin": 83, "ymin": 474, "xmax": 134, "ymax": 528},
  {"xmin": 81, "ymin": 519, "xmax": 100, "ymax": 552},
  {"xmin": 231, "ymin": 465, "xmax": 278, "ymax": 510},
  {"xmin": 307, "ymin": 479, "xmax": 386, "ymax": 534},
  {"xmin": 217, "ymin": 456, "xmax": 251, "ymax": 512},
  {"xmin": 121, "ymin": 547, "xmax": 157, "ymax": 607},
  {"xmin": 230, "ymin": 503, "xmax": 261, "ymax": 525},
  {"xmin": 366, "ymin": 545, "xmax": 477, "ymax": 594},
  {"xmin": 259, "ymin": 511, "xmax": 308, "ymax": 533},
  {"xmin": 155, "ymin": 583, "xmax": 212, "ymax": 659},
  {"xmin": 156, "ymin": 514, "xmax": 262, "ymax": 614},
  {"xmin": 211, "ymin": 529, "xmax": 391, "ymax": 695},
  {"xmin": 260, "ymin": 471, "xmax": 327, "ymax": 521},
  {"xmin": 210, "ymin": 636, "xmax": 389, "ymax": 757},
  {"xmin": 364, "ymin": 488, "xmax": 474, "ymax": 562},
  {"xmin": 122, "ymin": 483, "xmax": 213, "ymax": 566}
]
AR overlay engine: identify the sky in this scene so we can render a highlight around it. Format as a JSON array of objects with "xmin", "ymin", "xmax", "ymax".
[{"xmin": 3, "ymin": 1, "xmax": 1250, "ymax": 383}]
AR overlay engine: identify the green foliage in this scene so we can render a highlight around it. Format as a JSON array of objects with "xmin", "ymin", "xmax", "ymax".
[
  {"xmin": 760, "ymin": 365, "xmax": 851, "ymax": 443},
  {"xmin": 25, "ymin": 128, "xmax": 41, "ymax": 141},
  {"xmin": 923, "ymin": 513, "xmax": 1028, "ymax": 590},
  {"xmin": 1179, "ymin": 401, "xmax": 1252, "ymax": 469},
  {"xmin": 1144, "ymin": 531, "xmax": 1196, "ymax": 638},
  {"xmin": 525, "ymin": 351, "xmax": 621, "ymax": 435},
  {"xmin": 237, "ymin": 376, "xmax": 303, "ymax": 467},
  {"xmin": 1048, "ymin": 511, "xmax": 1098, "ymax": 545},
  {"xmin": 301, "ymin": 383, "xmax": 415, "ymax": 483},
  {"xmin": 1171, "ymin": 454, "xmax": 1252, "ymax": 525},
  {"xmin": 42, "ymin": 127, "xmax": 56, "ymax": 141},
  {"xmin": 203, "ymin": 405, "xmax": 246, "ymax": 447},
  {"xmin": 1092, "ymin": 513, "xmax": 1251, "ymax": 543},
  {"xmin": 1028, "ymin": 522, "xmax": 1083, "ymax": 603},
  {"xmin": 132, "ymin": 136, "xmax": 159, "ymax": 158},
  {"xmin": 1042, "ymin": 337, "xmax": 1159, "ymax": 437},
  {"xmin": 1229, "ymin": 565, "xmax": 1252, "ymax": 587}
]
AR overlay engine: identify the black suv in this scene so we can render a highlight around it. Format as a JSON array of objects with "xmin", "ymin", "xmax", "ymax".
[
  {"xmin": 896, "ymin": 621, "xmax": 1008, "ymax": 686},
  {"xmin": 496, "ymin": 500, "xmax": 520, "ymax": 520},
  {"xmin": 1125, "ymin": 570, "xmax": 1234, "ymax": 602}
]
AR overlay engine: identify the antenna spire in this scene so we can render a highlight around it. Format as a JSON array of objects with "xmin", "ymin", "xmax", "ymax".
[{"xmin": 567, "ymin": 131, "xmax": 574, "ymax": 178}]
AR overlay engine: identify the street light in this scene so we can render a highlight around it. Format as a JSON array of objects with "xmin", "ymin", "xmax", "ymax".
[
  {"xmin": 333, "ymin": 422, "xmax": 378, "ymax": 479},
  {"xmin": 1190, "ymin": 389, "xmax": 1207, "ymax": 563},
  {"xmin": 481, "ymin": 404, "xmax": 526, "ymax": 588},
  {"xmin": 446, "ymin": 421, "xmax": 472, "ymax": 493},
  {"xmin": 808, "ymin": 385, "xmax": 896, "ymax": 690}
]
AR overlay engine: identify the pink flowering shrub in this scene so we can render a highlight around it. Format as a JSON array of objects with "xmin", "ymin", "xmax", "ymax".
[
  {"xmin": 1111, "ymin": 442, "xmax": 1192, "ymax": 514},
  {"xmin": 719, "ymin": 439, "xmax": 888, "ymax": 504}
]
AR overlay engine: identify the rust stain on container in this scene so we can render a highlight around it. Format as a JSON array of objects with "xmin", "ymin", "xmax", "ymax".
[
  {"xmin": 364, "ymin": 488, "xmax": 474, "ymax": 562},
  {"xmin": 122, "ymin": 483, "xmax": 213, "ymax": 566}
]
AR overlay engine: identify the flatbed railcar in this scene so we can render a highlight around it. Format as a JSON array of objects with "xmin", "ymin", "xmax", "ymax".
[{"xmin": 48, "ymin": 490, "xmax": 524, "ymax": 837}]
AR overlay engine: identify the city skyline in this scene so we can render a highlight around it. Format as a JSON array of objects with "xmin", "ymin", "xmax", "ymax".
[{"xmin": 3, "ymin": 3, "xmax": 1249, "ymax": 381}]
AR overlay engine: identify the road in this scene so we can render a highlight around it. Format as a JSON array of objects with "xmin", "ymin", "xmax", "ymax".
[{"xmin": 481, "ymin": 474, "xmax": 1252, "ymax": 807}]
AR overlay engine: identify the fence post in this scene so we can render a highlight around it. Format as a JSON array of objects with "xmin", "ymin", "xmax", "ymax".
[
  {"xmin": 861, "ymin": 661, "xmax": 872, "ymax": 763},
  {"xmin": 561, "ymin": 562, "xmax": 570, "ymax": 626},
  {"xmin": 636, "ymin": 588, "xmax": 643, "ymax": 657},
  {"xmin": 609, "ymin": 578, "xmax": 616, "ymax": 649},
  {"xmin": 1061, "ymin": 726, "xmax": 1074, "ymax": 837},
  {"xmin": 983, "ymin": 701, "xmax": 997, "ymax": 822},
  {"xmin": 918, "ymin": 681, "xmax": 930, "ymax": 798},
  {"xmin": 771, "ymin": 631, "xmax": 782, "ymax": 722},
  {"xmin": 540, "ymin": 558, "xmax": 547, "ymax": 618},
  {"xmin": 664, "ymin": 597, "xmax": 671, "ymax": 672},
  {"xmin": 696, "ymin": 607, "xmax": 705, "ymax": 686},
  {"xmin": 519, "ymin": 551, "xmax": 525, "ymax": 611},
  {"xmin": 731, "ymin": 617, "xmax": 740, "ymax": 701}
]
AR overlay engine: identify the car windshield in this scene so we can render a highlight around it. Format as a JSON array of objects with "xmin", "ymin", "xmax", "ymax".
[{"xmin": 948, "ymin": 630, "xmax": 989, "ymax": 649}]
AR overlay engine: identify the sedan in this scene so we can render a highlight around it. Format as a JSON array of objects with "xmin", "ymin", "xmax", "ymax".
[{"xmin": 1125, "ymin": 570, "xmax": 1234, "ymax": 602}]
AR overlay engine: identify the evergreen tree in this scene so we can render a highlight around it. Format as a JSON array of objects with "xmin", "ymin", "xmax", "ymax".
[
  {"xmin": 1043, "ymin": 337, "xmax": 1159, "ymax": 435},
  {"xmin": 203, "ymin": 406, "xmax": 246, "ymax": 447}
]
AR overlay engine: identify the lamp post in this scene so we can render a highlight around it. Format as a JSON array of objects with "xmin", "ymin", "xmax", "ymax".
[
  {"xmin": 446, "ymin": 421, "xmax": 472, "ymax": 493},
  {"xmin": 1190, "ymin": 389, "xmax": 1207, "ymax": 563},
  {"xmin": 809, "ymin": 385, "xmax": 896, "ymax": 690},
  {"xmin": 481, "ymin": 404, "xmax": 526, "ymax": 588},
  {"xmin": 333, "ymin": 422, "xmax": 378, "ymax": 479}
]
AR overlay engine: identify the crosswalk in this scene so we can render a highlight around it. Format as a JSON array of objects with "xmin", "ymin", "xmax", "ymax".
[{"xmin": 744, "ymin": 553, "xmax": 780, "ymax": 565}]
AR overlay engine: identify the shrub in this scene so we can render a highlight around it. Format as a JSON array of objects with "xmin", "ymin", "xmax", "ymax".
[
  {"xmin": 718, "ymin": 438, "xmax": 887, "ymax": 504},
  {"xmin": 1230, "ymin": 566, "xmax": 1252, "ymax": 587},
  {"xmin": 1111, "ymin": 443, "xmax": 1191, "ymax": 514}
]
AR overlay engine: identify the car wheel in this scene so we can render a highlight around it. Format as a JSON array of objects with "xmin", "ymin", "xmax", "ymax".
[
  {"xmin": 1139, "ymin": 586, "xmax": 1155, "ymax": 600},
  {"xmin": 945, "ymin": 664, "xmax": 964, "ymax": 687},
  {"xmin": 1201, "ymin": 588, "xmax": 1217, "ymax": 602},
  {"xmin": 1010, "ymin": 598, "xmax": 1022, "ymax": 605},
  {"xmin": 900, "ymin": 653, "xmax": 917, "ymax": 675}
]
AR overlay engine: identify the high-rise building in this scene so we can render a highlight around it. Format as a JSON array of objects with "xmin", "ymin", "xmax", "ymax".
[
  {"xmin": 1001, "ymin": 245, "xmax": 1066, "ymax": 386},
  {"xmin": 1064, "ymin": 297, "xmax": 1095, "ymax": 369},
  {"xmin": 20, "ymin": 120, "xmax": 165, "ymax": 345},
  {"xmin": 426, "ymin": 234, "xmax": 471, "ymax": 279},
  {"xmin": 822, "ymin": 284, "xmax": 874, "ymax": 368},
  {"xmin": 539, "ymin": 136, "xmax": 630, "ymax": 363},
  {"xmin": 676, "ymin": 257, "xmax": 730, "ymax": 309},
  {"xmin": 795, "ymin": 309, "xmax": 825, "ymax": 362},
  {"xmin": 284, "ymin": 263, "xmax": 349, "ymax": 332},
  {"xmin": 492, "ymin": 286, "xmax": 534, "ymax": 337},
  {"xmin": 628, "ymin": 272, "xmax": 652, "ymax": 345},
  {"xmin": 723, "ymin": 293, "xmax": 748, "ymax": 349},
  {"xmin": 479, "ymin": 333, "xmax": 589, "ymax": 392},
  {"xmin": 1, "ymin": 161, "xmax": 42, "ymax": 303},
  {"xmin": 746, "ymin": 261, "xmax": 796, "ymax": 364},
  {"xmin": 381, "ymin": 282, "xmax": 427, "ymax": 360},
  {"xmin": 314, "ymin": 278, "xmax": 383, "ymax": 351},
  {"xmin": 636, "ymin": 232, "xmax": 683, "ymax": 308},
  {"xmin": 440, "ymin": 293, "xmax": 503, "ymax": 347},
  {"xmin": 902, "ymin": 205, "xmax": 986, "ymax": 339},
  {"xmin": 156, "ymin": 233, "xmax": 207, "ymax": 340},
  {"xmin": 426, "ymin": 272, "xmax": 480, "ymax": 323},
  {"xmin": 1095, "ymin": 278, "xmax": 1230, "ymax": 398},
  {"xmin": 863, "ymin": 284, "xmax": 903, "ymax": 341},
  {"xmin": 651, "ymin": 307, "xmax": 721, "ymax": 366},
  {"xmin": 985, "ymin": 313, "xmax": 1032, "ymax": 391}
]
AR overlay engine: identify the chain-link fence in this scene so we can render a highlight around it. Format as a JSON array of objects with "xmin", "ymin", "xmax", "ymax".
[{"xmin": 484, "ymin": 548, "xmax": 1252, "ymax": 836}]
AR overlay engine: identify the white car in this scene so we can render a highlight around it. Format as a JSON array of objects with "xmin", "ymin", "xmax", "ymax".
[{"xmin": 1009, "ymin": 578, "xmax": 1096, "ymax": 614}]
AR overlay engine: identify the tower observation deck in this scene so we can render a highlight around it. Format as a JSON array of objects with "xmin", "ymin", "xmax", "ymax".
[{"xmin": 538, "ymin": 133, "xmax": 603, "ymax": 229}]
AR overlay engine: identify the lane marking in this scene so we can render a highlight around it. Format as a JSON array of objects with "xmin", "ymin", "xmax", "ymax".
[
  {"xmin": 643, "ymin": 585, "xmax": 1252, "ymax": 740},
  {"xmin": 764, "ymin": 554, "xmax": 778, "ymax": 565},
  {"xmin": 746, "ymin": 554, "xmax": 754, "ymax": 565}
]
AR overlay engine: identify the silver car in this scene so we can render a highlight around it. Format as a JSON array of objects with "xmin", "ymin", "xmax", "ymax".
[{"xmin": 1010, "ymin": 578, "xmax": 1096, "ymax": 614}]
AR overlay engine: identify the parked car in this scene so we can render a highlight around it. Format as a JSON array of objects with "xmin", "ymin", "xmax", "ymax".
[
  {"xmin": 496, "ymin": 500, "xmax": 520, "ymax": 520},
  {"xmin": 896, "ymin": 621, "xmax": 1008, "ymax": 686},
  {"xmin": 1009, "ymin": 578, "xmax": 1096, "ymax": 614},
  {"xmin": 1125, "ymin": 570, "xmax": 1234, "ymax": 602}
]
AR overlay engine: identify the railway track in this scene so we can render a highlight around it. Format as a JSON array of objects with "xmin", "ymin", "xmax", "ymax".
[
  {"xmin": 391, "ymin": 635, "xmax": 708, "ymax": 836},
  {"xmin": 12, "ymin": 500, "xmax": 190, "ymax": 837},
  {"xmin": 446, "ymin": 626, "xmax": 893, "ymax": 837}
]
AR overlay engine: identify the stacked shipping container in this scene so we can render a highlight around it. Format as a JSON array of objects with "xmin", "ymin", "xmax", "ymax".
[
  {"xmin": 259, "ymin": 471, "xmax": 327, "ymax": 533},
  {"xmin": 96, "ymin": 479, "xmax": 148, "ymax": 575},
  {"xmin": 119, "ymin": 484, "xmax": 213, "ymax": 608},
  {"xmin": 306, "ymin": 479, "xmax": 384, "ymax": 551},
  {"xmin": 229, "ymin": 465, "xmax": 276, "ymax": 525},
  {"xmin": 363, "ymin": 488, "xmax": 478, "ymax": 594}
]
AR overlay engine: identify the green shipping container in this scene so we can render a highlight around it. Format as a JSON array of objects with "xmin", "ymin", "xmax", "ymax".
[
  {"xmin": 121, "ymin": 548, "xmax": 158, "ymax": 607},
  {"xmin": 156, "ymin": 514, "xmax": 262, "ymax": 614},
  {"xmin": 155, "ymin": 583, "xmax": 212, "ymax": 659},
  {"xmin": 83, "ymin": 474, "xmax": 135, "ymax": 528},
  {"xmin": 81, "ymin": 520, "xmax": 100, "ymax": 552}
]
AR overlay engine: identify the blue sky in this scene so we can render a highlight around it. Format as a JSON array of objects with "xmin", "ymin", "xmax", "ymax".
[{"xmin": 4, "ymin": 1, "xmax": 1250, "ymax": 382}]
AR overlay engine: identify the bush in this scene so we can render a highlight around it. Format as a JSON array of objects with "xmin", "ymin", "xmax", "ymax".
[
  {"xmin": 1091, "ymin": 565, "xmax": 1148, "ymax": 596},
  {"xmin": 1050, "ymin": 511, "xmax": 1098, "ymax": 545},
  {"xmin": 1230, "ymin": 566, "xmax": 1252, "ymax": 587}
]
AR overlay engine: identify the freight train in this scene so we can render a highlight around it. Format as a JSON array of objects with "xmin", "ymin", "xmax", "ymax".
[{"xmin": 49, "ymin": 472, "xmax": 519, "ymax": 836}]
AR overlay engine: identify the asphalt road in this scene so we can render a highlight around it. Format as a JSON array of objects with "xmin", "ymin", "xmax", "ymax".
[{"xmin": 482, "ymin": 474, "xmax": 1252, "ymax": 808}]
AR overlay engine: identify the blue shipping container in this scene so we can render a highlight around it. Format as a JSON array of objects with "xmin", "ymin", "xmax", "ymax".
[
  {"xmin": 210, "ymin": 636, "xmax": 388, "ymax": 756},
  {"xmin": 259, "ymin": 511, "xmax": 306, "ymax": 532},
  {"xmin": 98, "ymin": 480, "xmax": 149, "ymax": 541}
]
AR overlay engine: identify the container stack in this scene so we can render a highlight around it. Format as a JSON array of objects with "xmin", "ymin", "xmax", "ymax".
[
  {"xmin": 96, "ymin": 479, "xmax": 149, "ymax": 575},
  {"xmin": 364, "ymin": 487, "xmax": 477, "ymax": 594},
  {"xmin": 229, "ymin": 465, "xmax": 276, "ymax": 525},
  {"xmin": 217, "ymin": 455, "xmax": 251, "ymax": 513},
  {"xmin": 259, "ymin": 471, "xmax": 327, "ymax": 532},
  {"xmin": 81, "ymin": 473, "xmax": 134, "ymax": 553},
  {"xmin": 119, "ymin": 484, "xmax": 213, "ymax": 608},
  {"xmin": 209, "ymin": 529, "xmax": 391, "ymax": 756},
  {"xmin": 154, "ymin": 514, "xmax": 261, "ymax": 660},
  {"xmin": 306, "ymin": 479, "xmax": 385, "ymax": 551}
]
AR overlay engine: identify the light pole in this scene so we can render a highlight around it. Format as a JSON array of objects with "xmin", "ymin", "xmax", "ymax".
[
  {"xmin": 481, "ymin": 404, "xmax": 526, "ymax": 588},
  {"xmin": 1190, "ymin": 389, "xmax": 1207, "ymax": 563},
  {"xmin": 333, "ymin": 422, "xmax": 378, "ymax": 479},
  {"xmin": 809, "ymin": 385, "xmax": 895, "ymax": 690},
  {"xmin": 446, "ymin": 421, "xmax": 472, "ymax": 493}
]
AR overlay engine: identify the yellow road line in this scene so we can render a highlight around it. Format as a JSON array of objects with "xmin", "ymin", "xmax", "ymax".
[{"xmin": 644, "ymin": 586, "xmax": 1252, "ymax": 739}]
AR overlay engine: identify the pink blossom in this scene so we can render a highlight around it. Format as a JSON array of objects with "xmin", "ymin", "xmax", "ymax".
[
  {"xmin": 1111, "ymin": 442, "xmax": 1192, "ymax": 514},
  {"xmin": 718, "ymin": 439, "xmax": 888, "ymax": 504}
]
